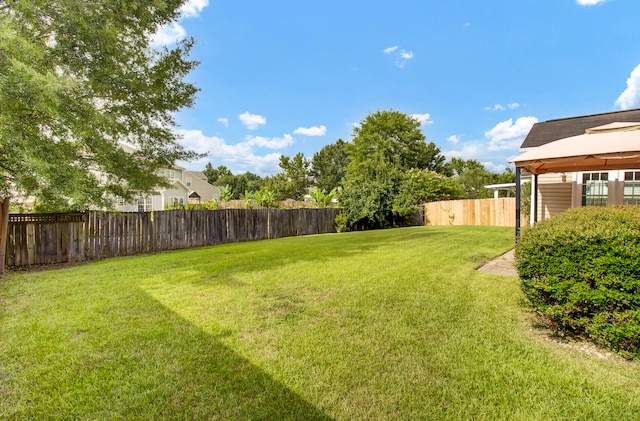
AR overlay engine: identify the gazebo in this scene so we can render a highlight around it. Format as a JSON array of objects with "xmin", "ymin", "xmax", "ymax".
[{"xmin": 510, "ymin": 121, "xmax": 640, "ymax": 236}]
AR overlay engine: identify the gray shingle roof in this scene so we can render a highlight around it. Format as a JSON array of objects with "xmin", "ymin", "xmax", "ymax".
[{"xmin": 521, "ymin": 108, "xmax": 640, "ymax": 149}]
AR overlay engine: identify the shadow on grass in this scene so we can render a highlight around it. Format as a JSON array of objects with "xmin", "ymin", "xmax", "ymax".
[{"xmin": 2, "ymin": 285, "xmax": 333, "ymax": 420}]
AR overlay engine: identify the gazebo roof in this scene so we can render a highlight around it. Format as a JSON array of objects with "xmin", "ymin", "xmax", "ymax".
[{"xmin": 511, "ymin": 122, "xmax": 640, "ymax": 175}]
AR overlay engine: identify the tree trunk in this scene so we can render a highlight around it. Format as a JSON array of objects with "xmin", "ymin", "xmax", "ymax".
[{"xmin": 0, "ymin": 196, "xmax": 10, "ymax": 277}]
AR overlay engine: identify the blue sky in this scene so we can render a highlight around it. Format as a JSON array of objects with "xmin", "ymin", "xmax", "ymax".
[{"xmin": 153, "ymin": 0, "xmax": 640, "ymax": 175}]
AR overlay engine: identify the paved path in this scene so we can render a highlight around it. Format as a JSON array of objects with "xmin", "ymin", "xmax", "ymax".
[{"xmin": 477, "ymin": 249, "xmax": 517, "ymax": 277}]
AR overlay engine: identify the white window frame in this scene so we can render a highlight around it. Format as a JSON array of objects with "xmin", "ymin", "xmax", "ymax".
[
  {"xmin": 581, "ymin": 172, "xmax": 609, "ymax": 207},
  {"xmin": 137, "ymin": 196, "xmax": 153, "ymax": 212},
  {"xmin": 623, "ymin": 171, "xmax": 640, "ymax": 205}
]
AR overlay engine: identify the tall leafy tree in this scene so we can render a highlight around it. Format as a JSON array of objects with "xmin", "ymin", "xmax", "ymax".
[
  {"xmin": 266, "ymin": 153, "xmax": 311, "ymax": 200},
  {"xmin": 0, "ymin": 0, "xmax": 200, "ymax": 275},
  {"xmin": 392, "ymin": 169, "xmax": 464, "ymax": 219},
  {"xmin": 341, "ymin": 110, "xmax": 447, "ymax": 229},
  {"xmin": 310, "ymin": 139, "xmax": 350, "ymax": 193},
  {"xmin": 215, "ymin": 171, "xmax": 263, "ymax": 199},
  {"xmin": 347, "ymin": 110, "xmax": 445, "ymax": 172},
  {"xmin": 203, "ymin": 163, "xmax": 233, "ymax": 185},
  {"xmin": 340, "ymin": 158, "xmax": 403, "ymax": 229}
]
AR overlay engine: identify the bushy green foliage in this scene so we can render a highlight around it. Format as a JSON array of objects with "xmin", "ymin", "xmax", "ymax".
[
  {"xmin": 334, "ymin": 212, "xmax": 350, "ymax": 232},
  {"xmin": 340, "ymin": 110, "xmax": 448, "ymax": 229},
  {"xmin": 1, "ymin": 1, "xmax": 201, "ymax": 210},
  {"xmin": 311, "ymin": 139, "xmax": 350, "ymax": 193},
  {"xmin": 516, "ymin": 206, "xmax": 640, "ymax": 358},
  {"xmin": 392, "ymin": 169, "xmax": 464, "ymax": 219},
  {"xmin": 265, "ymin": 153, "xmax": 311, "ymax": 200}
]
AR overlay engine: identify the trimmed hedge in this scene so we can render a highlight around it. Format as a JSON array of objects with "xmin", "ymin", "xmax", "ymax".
[{"xmin": 516, "ymin": 205, "xmax": 640, "ymax": 358}]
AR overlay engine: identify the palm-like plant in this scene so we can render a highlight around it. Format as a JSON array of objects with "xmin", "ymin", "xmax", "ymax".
[
  {"xmin": 219, "ymin": 184, "xmax": 233, "ymax": 209},
  {"xmin": 240, "ymin": 190, "xmax": 255, "ymax": 209},
  {"xmin": 254, "ymin": 188, "xmax": 276, "ymax": 208},
  {"xmin": 309, "ymin": 187, "xmax": 337, "ymax": 208}
]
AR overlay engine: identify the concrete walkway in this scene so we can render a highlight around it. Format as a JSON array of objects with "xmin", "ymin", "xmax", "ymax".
[{"xmin": 477, "ymin": 249, "xmax": 517, "ymax": 277}]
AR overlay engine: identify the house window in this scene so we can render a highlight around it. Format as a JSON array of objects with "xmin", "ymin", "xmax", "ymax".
[
  {"xmin": 168, "ymin": 196, "xmax": 185, "ymax": 206},
  {"xmin": 137, "ymin": 196, "xmax": 152, "ymax": 212},
  {"xmin": 168, "ymin": 169, "xmax": 175, "ymax": 179},
  {"xmin": 624, "ymin": 171, "xmax": 640, "ymax": 205},
  {"xmin": 582, "ymin": 172, "xmax": 609, "ymax": 206},
  {"xmin": 186, "ymin": 177, "xmax": 192, "ymax": 187}
]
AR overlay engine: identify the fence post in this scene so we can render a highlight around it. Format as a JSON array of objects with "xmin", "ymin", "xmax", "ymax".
[{"xmin": 0, "ymin": 197, "xmax": 9, "ymax": 276}]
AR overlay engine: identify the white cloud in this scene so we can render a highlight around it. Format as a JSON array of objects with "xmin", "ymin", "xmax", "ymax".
[
  {"xmin": 400, "ymin": 51, "xmax": 414, "ymax": 60},
  {"xmin": 396, "ymin": 50, "xmax": 414, "ymax": 68},
  {"xmin": 217, "ymin": 117, "xmax": 229, "ymax": 127},
  {"xmin": 485, "ymin": 116, "xmax": 538, "ymax": 151},
  {"xmin": 294, "ymin": 125, "xmax": 327, "ymax": 137},
  {"xmin": 481, "ymin": 161, "xmax": 507, "ymax": 173},
  {"xmin": 180, "ymin": 0, "xmax": 208, "ymax": 18},
  {"xmin": 150, "ymin": 22, "xmax": 186, "ymax": 47},
  {"xmin": 245, "ymin": 134, "xmax": 294, "ymax": 149},
  {"xmin": 447, "ymin": 135, "xmax": 462, "ymax": 144},
  {"xmin": 150, "ymin": 0, "xmax": 208, "ymax": 47},
  {"xmin": 615, "ymin": 64, "xmax": 640, "ymax": 110},
  {"xmin": 176, "ymin": 129, "xmax": 288, "ymax": 175},
  {"xmin": 443, "ymin": 141, "xmax": 486, "ymax": 160},
  {"xmin": 484, "ymin": 103, "xmax": 521, "ymax": 111},
  {"xmin": 411, "ymin": 113, "xmax": 433, "ymax": 126},
  {"xmin": 238, "ymin": 112, "xmax": 267, "ymax": 130},
  {"xmin": 576, "ymin": 0, "xmax": 608, "ymax": 5},
  {"xmin": 384, "ymin": 45, "xmax": 414, "ymax": 68}
]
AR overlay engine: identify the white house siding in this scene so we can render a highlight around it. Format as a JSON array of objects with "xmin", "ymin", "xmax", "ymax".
[
  {"xmin": 162, "ymin": 184, "xmax": 189, "ymax": 208},
  {"xmin": 536, "ymin": 173, "xmax": 573, "ymax": 221}
]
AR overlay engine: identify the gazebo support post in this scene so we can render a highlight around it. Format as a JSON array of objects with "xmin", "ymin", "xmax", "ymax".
[
  {"xmin": 533, "ymin": 174, "xmax": 539, "ymax": 223},
  {"xmin": 515, "ymin": 167, "xmax": 521, "ymax": 237}
]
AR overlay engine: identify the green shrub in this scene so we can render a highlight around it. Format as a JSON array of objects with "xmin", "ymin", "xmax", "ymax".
[
  {"xmin": 516, "ymin": 205, "xmax": 640, "ymax": 358},
  {"xmin": 335, "ymin": 212, "xmax": 350, "ymax": 232}
]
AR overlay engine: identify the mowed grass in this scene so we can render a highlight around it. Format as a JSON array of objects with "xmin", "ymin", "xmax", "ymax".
[{"xmin": 1, "ymin": 226, "xmax": 639, "ymax": 420}]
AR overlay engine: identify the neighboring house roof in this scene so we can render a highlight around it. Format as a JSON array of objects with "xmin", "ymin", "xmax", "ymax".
[
  {"xmin": 521, "ymin": 108, "xmax": 640, "ymax": 149},
  {"xmin": 188, "ymin": 171, "xmax": 208, "ymax": 181}
]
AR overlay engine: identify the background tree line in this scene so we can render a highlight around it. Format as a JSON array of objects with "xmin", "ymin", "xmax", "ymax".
[{"xmin": 203, "ymin": 110, "xmax": 515, "ymax": 230}]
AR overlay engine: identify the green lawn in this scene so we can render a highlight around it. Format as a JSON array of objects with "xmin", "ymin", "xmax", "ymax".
[{"xmin": 1, "ymin": 226, "xmax": 639, "ymax": 420}]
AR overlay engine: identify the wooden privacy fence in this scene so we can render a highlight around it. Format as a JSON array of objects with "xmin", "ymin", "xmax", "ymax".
[
  {"xmin": 5, "ymin": 208, "xmax": 342, "ymax": 268},
  {"xmin": 424, "ymin": 198, "xmax": 516, "ymax": 227}
]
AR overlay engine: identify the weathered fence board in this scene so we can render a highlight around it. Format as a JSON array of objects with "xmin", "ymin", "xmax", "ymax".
[
  {"xmin": 5, "ymin": 208, "xmax": 342, "ymax": 269},
  {"xmin": 424, "ymin": 198, "xmax": 516, "ymax": 227}
]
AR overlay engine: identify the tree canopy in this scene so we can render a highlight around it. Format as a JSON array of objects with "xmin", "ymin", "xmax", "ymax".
[
  {"xmin": 310, "ymin": 139, "xmax": 350, "ymax": 193},
  {"xmin": 0, "ymin": 0, "xmax": 200, "ymax": 275},
  {"xmin": 265, "ymin": 153, "xmax": 311, "ymax": 200},
  {"xmin": 340, "ymin": 110, "xmax": 449, "ymax": 229},
  {"xmin": 347, "ymin": 110, "xmax": 445, "ymax": 173},
  {"xmin": 0, "ymin": 0, "xmax": 200, "ymax": 211}
]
